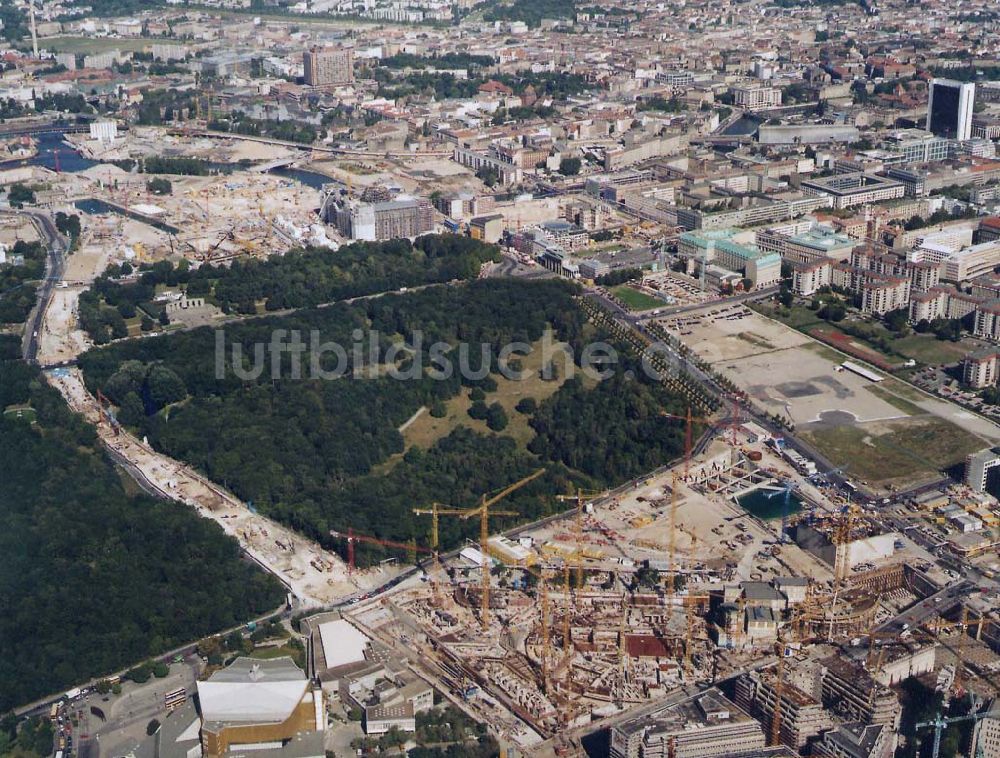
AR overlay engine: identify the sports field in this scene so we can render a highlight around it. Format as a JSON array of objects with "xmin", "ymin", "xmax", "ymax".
[{"xmin": 612, "ymin": 285, "xmax": 664, "ymax": 312}]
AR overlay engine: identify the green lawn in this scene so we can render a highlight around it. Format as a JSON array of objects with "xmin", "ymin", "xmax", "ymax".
[
  {"xmin": 3, "ymin": 405, "xmax": 36, "ymax": 423},
  {"xmin": 889, "ymin": 334, "xmax": 973, "ymax": 365},
  {"xmin": 249, "ymin": 642, "xmax": 306, "ymax": 669},
  {"xmin": 612, "ymin": 285, "xmax": 663, "ymax": 312},
  {"xmin": 803, "ymin": 417, "xmax": 984, "ymax": 487}
]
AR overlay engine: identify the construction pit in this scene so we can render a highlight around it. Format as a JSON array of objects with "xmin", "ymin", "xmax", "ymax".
[
  {"xmin": 335, "ymin": 435, "xmax": 919, "ymax": 751},
  {"xmin": 69, "ymin": 169, "xmax": 327, "ymax": 265}
]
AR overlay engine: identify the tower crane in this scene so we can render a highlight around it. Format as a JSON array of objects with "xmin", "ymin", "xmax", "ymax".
[
  {"xmin": 95, "ymin": 389, "xmax": 121, "ymax": 436},
  {"xmin": 683, "ymin": 601, "xmax": 695, "ymax": 679},
  {"xmin": 411, "ymin": 502, "xmax": 472, "ymax": 555},
  {"xmin": 460, "ymin": 469, "xmax": 546, "ymax": 629},
  {"xmin": 555, "ymin": 487, "xmax": 609, "ymax": 587},
  {"xmin": 917, "ymin": 707, "xmax": 1000, "ymax": 758},
  {"xmin": 829, "ymin": 500, "xmax": 861, "ymax": 637},
  {"xmin": 770, "ymin": 638, "xmax": 789, "ymax": 747},
  {"xmin": 561, "ymin": 564, "xmax": 572, "ymax": 664},
  {"xmin": 659, "ymin": 405, "xmax": 730, "ymax": 479},
  {"xmin": 667, "ymin": 470, "xmax": 680, "ymax": 604},
  {"xmin": 329, "ymin": 528, "xmax": 432, "ymax": 574},
  {"xmin": 539, "ymin": 567, "xmax": 552, "ymax": 693}
]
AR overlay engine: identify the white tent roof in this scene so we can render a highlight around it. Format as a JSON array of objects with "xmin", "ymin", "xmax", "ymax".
[
  {"xmin": 196, "ymin": 657, "xmax": 308, "ymax": 724},
  {"xmin": 198, "ymin": 679, "xmax": 307, "ymax": 723}
]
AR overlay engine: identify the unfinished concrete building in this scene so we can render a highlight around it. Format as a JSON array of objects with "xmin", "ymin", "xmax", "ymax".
[
  {"xmin": 819, "ymin": 656, "xmax": 902, "ymax": 729},
  {"xmin": 610, "ymin": 689, "xmax": 766, "ymax": 758},
  {"xmin": 734, "ymin": 669, "xmax": 834, "ymax": 750}
]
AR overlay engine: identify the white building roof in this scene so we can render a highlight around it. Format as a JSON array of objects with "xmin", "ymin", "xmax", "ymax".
[
  {"xmin": 197, "ymin": 658, "xmax": 308, "ymax": 724},
  {"xmin": 318, "ymin": 619, "xmax": 369, "ymax": 669}
]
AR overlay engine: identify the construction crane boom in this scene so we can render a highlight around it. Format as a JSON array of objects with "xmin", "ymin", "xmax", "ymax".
[
  {"xmin": 329, "ymin": 528, "xmax": 431, "ymax": 574},
  {"xmin": 556, "ymin": 487, "xmax": 608, "ymax": 588},
  {"xmin": 659, "ymin": 406, "xmax": 728, "ymax": 478},
  {"xmin": 411, "ymin": 502, "xmax": 473, "ymax": 552},
  {"xmin": 771, "ymin": 640, "xmax": 786, "ymax": 747},
  {"xmin": 414, "ymin": 468, "xmax": 545, "ymax": 629},
  {"xmin": 917, "ymin": 709, "xmax": 1000, "ymax": 758}
]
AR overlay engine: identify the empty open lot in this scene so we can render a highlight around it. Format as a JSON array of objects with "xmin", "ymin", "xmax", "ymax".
[
  {"xmin": 658, "ymin": 307, "xmax": 902, "ymax": 426},
  {"xmin": 662, "ymin": 306, "xmax": 993, "ymax": 491}
]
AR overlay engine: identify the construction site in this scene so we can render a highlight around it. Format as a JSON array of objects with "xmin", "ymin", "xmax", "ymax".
[{"xmin": 316, "ymin": 413, "xmax": 1000, "ymax": 755}]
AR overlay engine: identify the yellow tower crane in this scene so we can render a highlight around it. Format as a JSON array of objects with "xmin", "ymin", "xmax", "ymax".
[
  {"xmin": 412, "ymin": 502, "xmax": 473, "ymax": 555},
  {"xmin": 458, "ymin": 469, "xmax": 546, "ymax": 629},
  {"xmin": 555, "ymin": 487, "xmax": 608, "ymax": 587},
  {"xmin": 667, "ymin": 470, "xmax": 680, "ymax": 605},
  {"xmin": 771, "ymin": 639, "xmax": 786, "ymax": 747},
  {"xmin": 828, "ymin": 501, "xmax": 861, "ymax": 641},
  {"xmin": 684, "ymin": 601, "xmax": 695, "ymax": 679},
  {"xmin": 562, "ymin": 564, "xmax": 572, "ymax": 664},
  {"xmin": 539, "ymin": 568, "xmax": 551, "ymax": 693}
]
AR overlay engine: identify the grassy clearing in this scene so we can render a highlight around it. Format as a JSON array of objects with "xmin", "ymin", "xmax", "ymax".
[
  {"xmin": 889, "ymin": 334, "xmax": 972, "ymax": 365},
  {"xmin": 803, "ymin": 417, "xmax": 983, "ymax": 486},
  {"xmin": 249, "ymin": 643, "xmax": 305, "ymax": 668},
  {"xmin": 803, "ymin": 341, "xmax": 847, "ymax": 363},
  {"xmin": 866, "ymin": 384, "xmax": 924, "ymax": 416},
  {"xmin": 882, "ymin": 378, "xmax": 929, "ymax": 402},
  {"xmin": 2, "ymin": 405, "xmax": 36, "ymax": 422},
  {"xmin": 752, "ymin": 302, "xmax": 824, "ymax": 331},
  {"xmin": 386, "ymin": 337, "xmax": 585, "ymax": 467},
  {"xmin": 612, "ymin": 285, "xmax": 663, "ymax": 312}
]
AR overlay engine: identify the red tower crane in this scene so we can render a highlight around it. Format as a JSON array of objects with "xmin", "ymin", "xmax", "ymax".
[{"xmin": 329, "ymin": 528, "xmax": 432, "ymax": 574}]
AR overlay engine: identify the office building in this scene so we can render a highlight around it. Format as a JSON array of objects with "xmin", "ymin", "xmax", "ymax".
[
  {"xmin": 814, "ymin": 723, "xmax": 892, "ymax": 758},
  {"xmin": 883, "ymin": 129, "xmax": 951, "ymax": 164},
  {"xmin": 610, "ymin": 689, "xmax": 766, "ymax": 758},
  {"xmin": 734, "ymin": 670, "xmax": 833, "ymax": 750},
  {"xmin": 943, "ymin": 240, "xmax": 1000, "ymax": 282},
  {"xmin": 332, "ymin": 196, "xmax": 434, "ymax": 241},
  {"xmin": 974, "ymin": 713, "xmax": 1000, "ymax": 758},
  {"xmin": 800, "ymin": 173, "xmax": 905, "ymax": 210},
  {"xmin": 965, "ymin": 448, "xmax": 1000, "ymax": 493},
  {"xmin": 89, "ymin": 121, "xmax": 118, "ymax": 143},
  {"xmin": 678, "ymin": 230, "xmax": 782, "ymax": 288},
  {"xmin": 819, "ymin": 656, "xmax": 900, "ymax": 729},
  {"xmin": 303, "ymin": 47, "xmax": 353, "ymax": 86},
  {"xmin": 756, "ymin": 225, "xmax": 856, "ymax": 264},
  {"xmin": 926, "ymin": 79, "xmax": 975, "ymax": 141}
]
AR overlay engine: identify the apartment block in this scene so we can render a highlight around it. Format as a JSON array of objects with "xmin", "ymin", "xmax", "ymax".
[
  {"xmin": 303, "ymin": 47, "xmax": 354, "ymax": 85},
  {"xmin": 790, "ymin": 259, "xmax": 832, "ymax": 296},
  {"xmin": 963, "ymin": 350, "xmax": 1000, "ymax": 389}
]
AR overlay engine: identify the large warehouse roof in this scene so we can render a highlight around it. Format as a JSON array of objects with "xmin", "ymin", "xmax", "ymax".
[{"xmin": 318, "ymin": 619, "xmax": 369, "ymax": 669}]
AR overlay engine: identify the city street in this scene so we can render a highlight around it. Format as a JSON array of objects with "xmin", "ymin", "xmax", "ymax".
[{"xmin": 74, "ymin": 657, "xmax": 201, "ymax": 758}]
